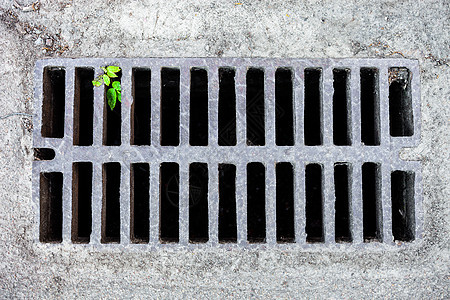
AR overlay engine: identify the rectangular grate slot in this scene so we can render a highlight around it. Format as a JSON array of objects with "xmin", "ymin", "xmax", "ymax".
[
  {"xmin": 131, "ymin": 68, "xmax": 151, "ymax": 146},
  {"xmin": 304, "ymin": 68, "xmax": 322, "ymax": 146},
  {"xmin": 218, "ymin": 164, "xmax": 237, "ymax": 243},
  {"xmin": 276, "ymin": 162, "xmax": 295, "ymax": 243},
  {"xmin": 275, "ymin": 68, "xmax": 294, "ymax": 146},
  {"xmin": 190, "ymin": 68, "xmax": 209, "ymax": 146},
  {"xmin": 305, "ymin": 164, "xmax": 324, "ymax": 243},
  {"xmin": 42, "ymin": 67, "xmax": 65, "ymax": 138},
  {"xmin": 72, "ymin": 162, "xmax": 92, "ymax": 243},
  {"xmin": 102, "ymin": 162, "xmax": 121, "ymax": 243},
  {"xmin": 39, "ymin": 172, "xmax": 63, "ymax": 243},
  {"xmin": 161, "ymin": 68, "xmax": 180, "ymax": 146},
  {"xmin": 389, "ymin": 68, "xmax": 414, "ymax": 136},
  {"xmin": 360, "ymin": 68, "xmax": 380, "ymax": 145},
  {"xmin": 246, "ymin": 68, "xmax": 265, "ymax": 146},
  {"xmin": 74, "ymin": 67, "xmax": 94, "ymax": 146},
  {"xmin": 189, "ymin": 163, "xmax": 209, "ymax": 243},
  {"xmin": 333, "ymin": 69, "xmax": 351, "ymax": 146},
  {"xmin": 334, "ymin": 163, "xmax": 352, "ymax": 242},
  {"xmin": 247, "ymin": 162, "xmax": 266, "ymax": 243},
  {"xmin": 362, "ymin": 162, "xmax": 382, "ymax": 242},
  {"xmin": 103, "ymin": 69, "xmax": 122, "ymax": 146},
  {"xmin": 218, "ymin": 68, "xmax": 237, "ymax": 146},
  {"xmin": 34, "ymin": 148, "xmax": 55, "ymax": 161},
  {"xmin": 391, "ymin": 170, "xmax": 415, "ymax": 242},
  {"xmin": 33, "ymin": 58, "xmax": 422, "ymax": 248},
  {"xmin": 131, "ymin": 163, "xmax": 150, "ymax": 243},
  {"xmin": 160, "ymin": 162, "xmax": 179, "ymax": 242}
]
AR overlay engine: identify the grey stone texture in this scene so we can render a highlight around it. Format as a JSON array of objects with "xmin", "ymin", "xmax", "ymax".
[{"xmin": 0, "ymin": 0, "xmax": 449, "ymax": 298}]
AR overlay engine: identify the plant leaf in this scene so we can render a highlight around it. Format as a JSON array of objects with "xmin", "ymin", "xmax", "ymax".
[
  {"xmin": 101, "ymin": 67, "xmax": 107, "ymax": 72},
  {"xmin": 112, "ymin": 81, "xmax": 121, "ymax": 91},
  {"xmin": 107, "ymin": 88, "xmax": 117, "ymax": 110},
  {"xmin": 117, "ymin": 91, "xmax": 122, "ymax": 103},
  {"xmin": 107, "ymin": 71, "xmax": 118, "ymax": 78},
  {"xmin": 103, "ymin": 74, "xmax": 110, "ymax": 86},
  {"xmin": 92, "ymin": 80, "xmax": 102, "ymax": 87},
  {"xmin": 107, "ymin": 66, "xmax": 121, "ymax": 73}
]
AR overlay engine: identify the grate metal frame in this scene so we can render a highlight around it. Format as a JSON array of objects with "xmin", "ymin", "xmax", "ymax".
[{"xmin": 32, "ymin": 58, "xmax": 422, "ymax": 249}]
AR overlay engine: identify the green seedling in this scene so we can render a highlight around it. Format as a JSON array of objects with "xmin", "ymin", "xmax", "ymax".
[{"xmin": 92, "ymin": 66, "xmax": 122, "ymax": 111}]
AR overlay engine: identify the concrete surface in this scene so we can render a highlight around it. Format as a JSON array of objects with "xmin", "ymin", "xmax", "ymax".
[{"xmin": 0, "ymin": 0, "xmax": 449, "ymax": 298}]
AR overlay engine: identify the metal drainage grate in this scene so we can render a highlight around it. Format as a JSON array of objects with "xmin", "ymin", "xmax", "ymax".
[{"xmin": 33, "ymin": 58, "xmax": 422, "ymax": 248}]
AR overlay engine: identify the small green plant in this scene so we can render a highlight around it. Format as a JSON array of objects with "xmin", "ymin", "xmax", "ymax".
[{"xmin": 92, "ymin": 66, "xmax": 121, "ymax": 111}]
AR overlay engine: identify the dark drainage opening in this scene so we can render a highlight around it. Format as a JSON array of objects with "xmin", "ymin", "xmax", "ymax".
[
  {"xmin": 247, "ymin": 162, "xmax": 266, "ymax": 243},
  {"xmin": 334, "ymin": 163, "xmax": 352, "ymax": 242},
  {"xmin": 360, "ymin": 68, "xmax": 380, "ymax": 146},
  {"xmin": 389, "ymin": 68, "xmax": 414, "ymax": 137},
  {"xmin": 218, "ymin": 164, "xmax": 237, "ymax": 243},
  {"xmin": 103, "ymin": 69, "xmax": 122, "ymax": 146},
  {"xmin": 275, "ymin": 68, "xmax": 294, "ymax": 146},
  {"xmin": 246, "ymin": 68, "xmax": 265, "ymax": 146},
  {"xmin": 362, "ymin": 162, "xmax": 382, "ymax": 242},
  {"xmin": 74, "ymin": 67, "xmax": 94, "ymax": 146},
  {"xmin": 131, "ymin": 68, "xmax": 151, "ymax": 146},
  {"xmin": 276, "ymin": 162, "xmax": 295, "ymax": 243},
  {"xmin": 72, "ymin": 162, "xmax": 92, "ymax": 243},
  {"xmin": 160, "ymin": 162, "xmax": 179, "ymax": 243},
  {"xmin": 305, "ymin": 163, "xmax": 324, "ymax": 243},
  {"xmin": 42, "ymin": 67, "xmax": 65, "ymax": 138},
  {"xmin": 189, "ymin": 163, "xmax": 209, "ymax": 243},
  {"xmin": 102, "ymin": 162, "xmax": 121, "ymax": 243},
  {"xmin": 34, "ymin": 148, "xmax": 55, "ymax": 161},
  {"xmin": 333, "ymin": 69, "xmax": 351, "ymax": 146},
  {"xmin": 391, "ymin": 170, "xmax": 415, "ymax": 242},
  {"xmin": 218, "ymin": 68, "xmax": 237, "ymax": 146},
  {"xmin": 161, "ymin": 68, "xmax": 180, "ymax": 146},
  {"xmin": 190, "ymin": 68, "xmax": 209, "ymax": 146},
  {"xmin": 39, "ymin": 172, "xmax": 63, "ymax": 243},
  {"xmin": 304, "ymin": 68, "xmax": 323, "ymax": 146},
  {"xmin": 131, "ymin": 163, "xmax": 150, "ymax": 243}
]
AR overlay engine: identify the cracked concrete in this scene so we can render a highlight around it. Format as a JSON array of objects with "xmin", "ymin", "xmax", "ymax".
[{"xmin": 0, "ymin": 0, "xmax": 449, "ymax": 298}]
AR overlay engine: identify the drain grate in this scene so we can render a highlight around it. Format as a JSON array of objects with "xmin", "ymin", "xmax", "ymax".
[{"xmin": 33, "ymin": 58, "xmax": 422, "ymax": 248}]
